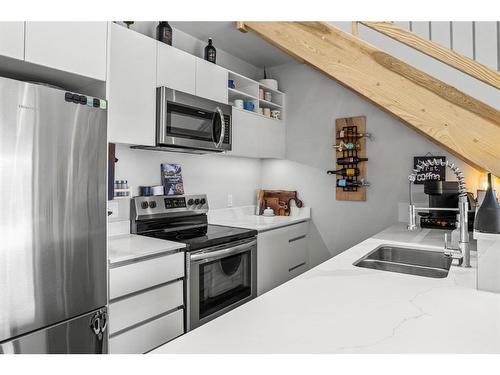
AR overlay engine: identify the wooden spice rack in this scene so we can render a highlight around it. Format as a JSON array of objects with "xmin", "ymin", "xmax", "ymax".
[{"xmin": 334, "ymin": 116, "xmax": 368, "ymax": 201}]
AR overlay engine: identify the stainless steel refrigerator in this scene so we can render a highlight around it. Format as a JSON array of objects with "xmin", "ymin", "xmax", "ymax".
[{"xmin": 0, "ymin": 76, "xmax": 107, "ymax": 354}]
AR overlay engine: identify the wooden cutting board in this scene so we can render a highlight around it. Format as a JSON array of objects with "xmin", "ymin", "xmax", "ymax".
[{"xmin": 262, "ymin": 190, "xmax": 303, "ymax": 216}]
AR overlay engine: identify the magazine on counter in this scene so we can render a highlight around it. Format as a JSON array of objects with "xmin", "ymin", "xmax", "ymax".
[{"xmin": 161, "ymin": 163, "xmax": 185, "ymax": 196}]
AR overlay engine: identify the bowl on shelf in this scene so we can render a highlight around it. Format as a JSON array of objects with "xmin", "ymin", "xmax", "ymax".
[{"xmin": 259, "ymin": 79, "xmax": 278, "ymax": 90}]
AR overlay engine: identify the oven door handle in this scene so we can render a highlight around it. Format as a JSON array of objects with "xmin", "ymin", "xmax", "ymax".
[
  {"xmin": 190, "ymin": 239, "xmax": 256, "ymax": 262},
  {"xmin": 213, "ymin": 107, "xmax": 225, "ymax": 149}
]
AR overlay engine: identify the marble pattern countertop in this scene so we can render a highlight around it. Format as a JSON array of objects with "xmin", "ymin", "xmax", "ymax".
[
  {"xmin": 152, "ymin": 224, "xmax": 500, "ymax": 353},
  {"xmin": 108, "ymin": 234, "xmax": 186, "ymax": 266},
  {"xmin": 208, "ymin": 205, "xmax": 311, "ymax": 232}
]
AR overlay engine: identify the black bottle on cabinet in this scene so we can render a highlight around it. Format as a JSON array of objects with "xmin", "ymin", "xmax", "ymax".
[
  {"xmin": 157, "ymin": 21, "xmax": 173, "ymax": 45},
  {"xmin": 204, "ymin": 38, "xmax": 216, "ymax": 64}
]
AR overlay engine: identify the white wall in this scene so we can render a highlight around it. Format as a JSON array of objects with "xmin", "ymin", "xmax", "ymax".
[
  {"xmin": 115, "ymin": 145, "xmax": 261, "ymax": 210},
  {"xmin": 262, "ymin": 62, "xmax": 482, "ymax": 267}
]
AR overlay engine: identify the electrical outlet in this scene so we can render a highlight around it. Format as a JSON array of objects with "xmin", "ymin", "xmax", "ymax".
[
  {"xmin": 107, "ymin": 201, "xmax": 119, "ymax": 219},
  {"xmin": 227, "ymin": 194, "xmax": 233, "ymax": 207}
]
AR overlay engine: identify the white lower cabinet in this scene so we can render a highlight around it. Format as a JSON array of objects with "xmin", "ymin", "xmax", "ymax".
[
  {"xmin": 109, "ymin": 309, "xmax": 184, "ymax": 354},
  {"xmin": 108, "ymin": 251, "xmax": 185, "ymax": 354},
  {"xmin": 230, "ymin": 108, "xmax": 285, "ymax": 159},
  {"xmin": 257, "ymin": 221, "xmax": 309, "ymax": 295}
]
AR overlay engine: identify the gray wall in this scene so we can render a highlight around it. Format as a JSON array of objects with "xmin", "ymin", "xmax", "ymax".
[{"xmin": 262, "ymin": 62, "xmax": 482, "ymax": 267}]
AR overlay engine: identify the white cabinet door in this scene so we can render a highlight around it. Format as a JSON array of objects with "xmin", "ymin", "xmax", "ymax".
[
  {"xmin": 257, "ymin": 222, "xmax": 309, "ymax": 296},
  {"xmin": 230, "ymin": 108, "xmax": 261, "ymax": 157},
  {"xmin": 0, "ymin": 22, "xmax": 24, "ymax": 60},
  {"xmin": 259, "ymin": 118, "xmax": 285, "ymax": 159},
  {"xmin": 25, "ymin": 22, "xmax": 107, "ymax": 80},
  {"xmin": 195, "ymin": 59, "xmax": 228, "ymax": 104},
  {"xmin": 107, "ymin": 23, "xmax": 157, "ymax": 146},
  {"xmin": 157, "ymin": 43, "xmax": 196, "ymax": 95},
  {"xmin": 230, "ymin": 108, "xmax": 285, "ymax": 159},
  {"xmin": 257, "ymin": 226, "xmax": 289, "ymax": 295}
]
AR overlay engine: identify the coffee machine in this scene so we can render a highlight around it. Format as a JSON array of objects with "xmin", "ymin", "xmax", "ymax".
[{"xmin": 419, "ymin": 181, "xmax": 476, "ymax": 230}]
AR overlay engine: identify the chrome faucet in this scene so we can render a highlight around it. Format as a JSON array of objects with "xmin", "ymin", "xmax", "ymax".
[{"xmin": 407, "ymin": 159, "xmax": 471, "ymax": 268}]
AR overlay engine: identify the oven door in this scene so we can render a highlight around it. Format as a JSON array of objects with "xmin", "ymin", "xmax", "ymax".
[
  {"xmin": 157, "ymin": 87, "xmax": 231, "ymax": 152},
  {"xmin": 187, "ymin": 238, "xmax": 257, "ymax": 330}
]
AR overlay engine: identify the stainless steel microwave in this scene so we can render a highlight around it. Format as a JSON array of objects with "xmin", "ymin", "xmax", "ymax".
[{"xmin": 156, "ymin": 87, "xmax": 231, "ymax": 153}]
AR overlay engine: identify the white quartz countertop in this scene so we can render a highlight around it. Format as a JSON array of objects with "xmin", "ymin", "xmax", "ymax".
[
  {"xmin": 208, "ymin": 205, "xmax": 311, "ymax": 232},
  {"xmin": 151, "ymin": 224, "xmax": 500, "ymax": 354},
  {"xmin": 108, "ymin": 234, "xmax": 186, "ymax": 265}
]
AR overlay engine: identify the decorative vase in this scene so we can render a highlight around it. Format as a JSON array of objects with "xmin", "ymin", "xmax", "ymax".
[{"xmin": 475, "ymin": 173, "xmax": 500, "ymax": 234}]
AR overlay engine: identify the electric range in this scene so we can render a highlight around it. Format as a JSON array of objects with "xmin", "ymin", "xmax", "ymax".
[{"xmin": 130, "ymin": 194, "xmax": 257, "ymax": 331}]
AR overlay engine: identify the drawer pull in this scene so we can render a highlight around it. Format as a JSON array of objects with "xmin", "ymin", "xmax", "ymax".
[
  {"xmin": 289, "ymin": 262, "xmax": 306, "ymax": 272},
  {"xmin": 289, "ymin": 234, "xmax": 306, "ymax": 243}
]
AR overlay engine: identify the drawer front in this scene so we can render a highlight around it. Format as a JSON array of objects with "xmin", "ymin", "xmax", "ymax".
[
  {"xmin": 109, "ymin": 252, "xmax": 185, "ymax": 300},
  {"xmin": 109, "ymin": 309, "xmax": 184, "ymax": 354},
  {"xmin": 287, "ymin": 236, "xmax": 309, "ymax": 279},
  {"xmin": 109, "ymin": 280, "xmax": 183, "ymax": 335},
  {"xmin": 287, "ymin": 221, "xmax": 309, "ymax": 240}
]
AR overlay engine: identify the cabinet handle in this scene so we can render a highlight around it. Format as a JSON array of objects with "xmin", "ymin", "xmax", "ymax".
[
  {"xmin": 289, "ymin": 262, "xmax": 306, "ymax": 272},
  {"xmin": 289, "ymin": 234, "xmax": 306, "ymax": 243}
]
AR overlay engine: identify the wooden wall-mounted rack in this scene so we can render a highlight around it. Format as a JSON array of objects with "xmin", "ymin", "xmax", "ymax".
[{"xmin": 328, "ymin": 116, "xmax": 370, "ymax": 201}]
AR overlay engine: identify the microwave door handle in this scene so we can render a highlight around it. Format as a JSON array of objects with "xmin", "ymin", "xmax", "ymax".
[
  {"xmin": 214, "ymin": 107, "xmax": 225, "ymax": 148},
  {"xmin": 190, "ymin": 239, "xmax": 256, "ymax": 262}
]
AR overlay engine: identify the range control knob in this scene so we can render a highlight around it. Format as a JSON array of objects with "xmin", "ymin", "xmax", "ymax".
[
  {"xmin": 194, "ymin": 199, "xmax": 200, "ymax": 205},
  {"xmin": 187, "ymin": 199, "xmax": 194, "ymax": 205},
  {"xmin": 141, "ymin": 201, "xmax": 149, "ymax": 209},
  {"xmin": 200, "ymin": 198, "xmax": 206, "ymax": 205},
  {"xmin": 149, "ymin": 201, "xmax": 157, "ymax": 209}
]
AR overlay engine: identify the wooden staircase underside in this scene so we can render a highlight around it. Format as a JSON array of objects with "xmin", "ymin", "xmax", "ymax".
[{"xmin": 239, "ymin": 22, "xmax": 500, "ymax": 176}]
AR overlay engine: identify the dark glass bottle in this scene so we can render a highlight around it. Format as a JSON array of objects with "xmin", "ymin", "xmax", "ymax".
[
  {"xmin": 327, "ymin": 168, "xmax": 360, "ymax": 177},
  {"xmin": 336, "ymin": 156, "xmax": 368, "ymax": 165},
  {"xmin": 204, "ymin": 38, "xmax": 216, "ymax": 64},
  {"xmin": 157, "ymin": 22, "xmax": 173, "ymax": 45}
]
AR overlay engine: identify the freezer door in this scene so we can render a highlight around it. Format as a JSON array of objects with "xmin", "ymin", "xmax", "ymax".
[
  {"xmin": 0, "ymin": 308, "xmax": 108, "ymax": 354},
  {"xmin": 0, "ymin": 77, "xmax": 107, "ymax": 343}
]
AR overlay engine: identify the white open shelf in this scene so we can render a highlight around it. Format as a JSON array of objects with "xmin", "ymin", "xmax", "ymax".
[{"xmin": 227, "ymin": 70, "xmax": 285, "ymax": 121}]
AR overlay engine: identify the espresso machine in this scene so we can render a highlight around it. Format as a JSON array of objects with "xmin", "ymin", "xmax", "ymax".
[{"xmin": 419, "ymin": 181, "xmax": 476, "ymax": 231}]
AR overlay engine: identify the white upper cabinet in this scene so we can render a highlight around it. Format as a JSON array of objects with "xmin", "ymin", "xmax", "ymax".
[
  {"xmin": 24, "ymin": 22, "xmax": 107, "ymax": 81},
  {"xmin": 231, "ymin": 108, "xmax": 285, "ymax": 159},
  {"xmin": 195, "ymin": 59, "xmax": 228, "ymax": 104},
  {"xmin": 0, "ymin": 22, "xmax": 24, "ymax": 60},
  {"xmin": 107, "ymin": 23, "xmax": 157, "ymax": 146},
  {"xmin": 157, "ymin": 43, "xmax": 196, "ymax": 95}
]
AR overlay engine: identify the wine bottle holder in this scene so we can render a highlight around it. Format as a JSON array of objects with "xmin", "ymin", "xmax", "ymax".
[{"xmin": 332, "ymin": 116, "xmax": 368, "ymax": 201}]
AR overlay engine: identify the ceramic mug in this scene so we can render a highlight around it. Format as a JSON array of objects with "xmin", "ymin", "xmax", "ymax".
[
  {"xmin": 263, "ymin": 107, "xmax": 271, "ymax": 117},
  {"xmin": 234, "ymin": 99, "xmax": 244, "ymax": 109},
  {"xmin": 264, "ymin": 91, "xmax": 272, "ymax": 102},
  {"xmin": 271, "ymin": 110, "xmax": 281, "ymax": 119},
  {"xmin": 244, "ymin": 100, "xmax": 255, "ymax": 111}
]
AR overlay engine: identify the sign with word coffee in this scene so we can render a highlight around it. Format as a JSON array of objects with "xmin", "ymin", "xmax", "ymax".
[{"xmin": 413, "ymin": 156, "xmax": 446, "ymax": 184}]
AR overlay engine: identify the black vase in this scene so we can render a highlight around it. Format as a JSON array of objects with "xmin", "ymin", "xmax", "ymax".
[{"xmin": 475, "ymin": 173, "xmax": 500, "ymax": 234}]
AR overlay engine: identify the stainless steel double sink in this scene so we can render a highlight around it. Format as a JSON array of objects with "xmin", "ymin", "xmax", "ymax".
[{"xmin": 353, "ymin": 245, "xmax": 452, "ymax": 278}]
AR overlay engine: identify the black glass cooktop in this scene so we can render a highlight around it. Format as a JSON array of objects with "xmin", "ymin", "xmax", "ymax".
[{"xmin": 142, "ymin": 224, "xmax": 257, "ymax": 251}]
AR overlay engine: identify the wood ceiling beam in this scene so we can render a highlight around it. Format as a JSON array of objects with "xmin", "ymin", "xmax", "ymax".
[
  {"xmin": 360, "ymin": 21, "xmax": 500, "ymax": 90},
  {"xmin": 238, "ymin": 21, "xmax": 500, "ymax": 176}
]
